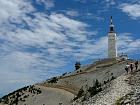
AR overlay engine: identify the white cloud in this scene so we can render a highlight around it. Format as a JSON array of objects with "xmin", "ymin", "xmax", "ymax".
[
  {"xmin": 105, "ymin": 0, "xmax": 116, "ymax": 5},
  {"xmin": 60, "ymin": 9, "xmax": 104, "ymax": 21},
  {"xmin": 36, "ymin": 0, "xmax": 54, "ymax": 9},
  {"xmin": 120, "ymin": 3, "xmax": 140, "ymax": 19},
  {"xmin": 65, "ymin": 10, "xmax": 79, "ymax": 17},
  {"xmin": 0, "ymin": 13, "xmax": 92, "ymax": 51},
  {"xmin": 0, "ymin": 0, "xmax": 34, "ymax": 23},
  {"xmin": 117, "ymin": 33, "xmax": 140, "ymax": 55},
  {"xmin": 73, "ymin": 0, "xmax": 87, "ymax": 3}
]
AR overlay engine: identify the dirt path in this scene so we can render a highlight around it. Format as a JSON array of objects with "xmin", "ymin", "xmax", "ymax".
[{"xmin": 40, "ymin": 84, "xmax": 78, "ymax": 95}]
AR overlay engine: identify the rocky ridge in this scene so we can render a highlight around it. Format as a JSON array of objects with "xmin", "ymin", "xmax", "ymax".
[{"xmin": 115, "ymin": 70, "xmax": 140, "ymax": 105}]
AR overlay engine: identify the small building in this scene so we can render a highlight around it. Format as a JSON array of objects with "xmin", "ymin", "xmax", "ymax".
[
  {"xmin": 75, "ymin": 61, "xmax": 81, "ymax": 70},
  {"xmin": 118, "ymin": 53, "xmax": 128, "ymax": 60}
]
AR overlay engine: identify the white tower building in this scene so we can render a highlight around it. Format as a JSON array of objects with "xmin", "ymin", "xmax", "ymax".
[{"xmin": 108, "ymin": 16, "xmax": 117, "ymax": 58}]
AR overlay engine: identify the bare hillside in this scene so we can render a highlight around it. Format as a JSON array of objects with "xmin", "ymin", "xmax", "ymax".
[{"xmin": 40, "ymin": 59, "xmax": 130, "ymax": 94}]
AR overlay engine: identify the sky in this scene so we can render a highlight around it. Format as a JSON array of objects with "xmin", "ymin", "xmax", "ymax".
[{"xmin": 0, "ymin": 0, "xmax": 140, "ymax": 97}]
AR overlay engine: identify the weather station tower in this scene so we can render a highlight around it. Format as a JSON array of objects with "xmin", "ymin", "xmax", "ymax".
[{"xmin": 108, "ymin": 16, "xmax": 117, "ymax": 58}]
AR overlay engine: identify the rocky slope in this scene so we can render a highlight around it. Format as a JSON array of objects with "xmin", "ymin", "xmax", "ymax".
[
  {"xmin": 72, "ymin": 73, "xmax": 132, "ymax": 105},
  {"xmin": 116, "ymin": 70, "xmax": 140, "ymax": 105},
  {"xmin": 0, "ymin": 59, "xmax": 139, "ymax": 105}
]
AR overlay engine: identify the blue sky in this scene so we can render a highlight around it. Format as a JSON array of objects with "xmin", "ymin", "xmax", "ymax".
[{"xmin": 0, "ymin": 0, "xmax": 140, "ymax": 97}]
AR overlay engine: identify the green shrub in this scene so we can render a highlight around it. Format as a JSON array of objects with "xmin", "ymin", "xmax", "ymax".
[
  {"xmin": 115, "ymin": 98, "xmax": 123, "ymax": 105},
  {"xmin": 111, "ymin": 76, "xmax": 116, "ymax": 80},
  {"xmin": 73, "ymin": 87, "xmax": 84, "ymax": 101},
  {"xmin": 88, "ymin": 79, "xmax": 102, "ymax": 97},
  {"xmin": 48, "ymin": 77, "xmax": 58, "ymax": 83}
]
